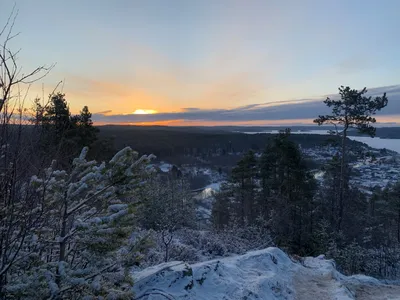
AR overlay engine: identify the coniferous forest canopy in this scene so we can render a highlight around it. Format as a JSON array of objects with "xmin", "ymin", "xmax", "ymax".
[{"xmin": 2, "ymin": 7, "xmax": 400, "ymax": 300}]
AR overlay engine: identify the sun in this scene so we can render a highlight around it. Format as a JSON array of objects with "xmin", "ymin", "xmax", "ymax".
[{"xmin": 133, "ymin": 109, "xmax": 157, "ymax": 114}]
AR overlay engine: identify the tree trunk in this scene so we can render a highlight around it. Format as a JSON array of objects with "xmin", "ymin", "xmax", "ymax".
[
  {"xmin": 241, "ymin": 176, "xmax": 245, "ymax": 225},
  {"xmin": 397, "ymin": 208, "xmax": 400, "ymax": 243},
  {"xmin": 165, "ymin": 244, "xmax": 169, "ymax": 263},
  {"xmin": 56, "ymin": 197, "xmax": 68, "ymax": 287},
  {"xmin": 337, "ymin": 126, "xmax": 347, "ymax": 231}
]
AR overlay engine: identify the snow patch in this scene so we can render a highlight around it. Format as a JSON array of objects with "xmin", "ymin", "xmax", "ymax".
[
  {"xmin": 159, "ymin": 163, "xmax": 173, "ymax": 173},
  {"xmin": 198, "ymin": 182, "xmax": 222, "ymax": 199}
]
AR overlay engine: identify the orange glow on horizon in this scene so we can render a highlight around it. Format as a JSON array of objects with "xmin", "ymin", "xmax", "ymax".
[
  {"xmin": 94, "ymin": 118, "xmax": 317, "ymax": 127},
  {"xmin": 93, "ymin": 115, "xmax": 400, "ymax": 127}
]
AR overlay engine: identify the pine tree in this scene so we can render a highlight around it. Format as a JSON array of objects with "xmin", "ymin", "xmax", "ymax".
[
  {"xmin": 318, "ymin": 155, "xmax": 349, "ymax": 230},
  {"xmin": 387, "ymin": 182, "xmax": 400, "ymax": 243},
  {"xmin": 70, "ymin": 105, "xmax": 99, "ymax": 155},
  {"xmin": 32, "ymin": 94, "xmax": 100, "ymax": 165},
  {"xmin": 212, "ymin": 183, "xmax": 235, "ymax": 229},
  {"xmin": 42, "ymin": 93, "xmax": 71, "ymax": 142},
  {"xmin": 79, "ymin": 106, "xmax": 92, "ymax": 126},
  {"xmin": 32, "ymin": 93, "xmax": 72, "ymax": 165},
  {"xmin": 2, "ymin": 147, "xmax": 155, "ymax": 299},
  {"xmin": 314, "ymin": 86, "xmax": 388, "ymax": 230},
  {"xmin": 259, "ymin": 129, "xmax": 316, "ymax": 254},
  {"xmin": 231, "ymin": 150, "xmax": 258, "ymax": 225}
]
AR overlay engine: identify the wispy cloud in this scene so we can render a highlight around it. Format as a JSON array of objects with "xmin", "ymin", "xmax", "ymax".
[
  {"xmin": 92, "ymin": 84, "xmax": 400, "ymax": 125},
  {"xmin": 182, "ymin": 108, "xmax": 202, "ymax": 112},
  {"xmin": 95, "ymin": 110, "xmax": 113, "ymax": 114}
]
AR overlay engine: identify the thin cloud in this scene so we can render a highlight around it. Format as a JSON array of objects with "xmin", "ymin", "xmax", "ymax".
[
  {"xmin": 181, "ymin": 108, "xmax": 202, "ymax": 112},
  {"xmin": 95, "ymin": 110, "xmax": 113, "ymax": 114},
  {"xmin": 93, "ymin": 84, "xmax": 400, "ymax": 125}
]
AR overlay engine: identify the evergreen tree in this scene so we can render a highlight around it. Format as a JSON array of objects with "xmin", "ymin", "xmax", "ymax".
[
  {"xmin": 42, "ymin": 93, "xmax": 71, "ymax": 141},
  {"xmin": 32, "ymin": 94, "xmax": 100, "ymax": 165},
  {"xmin": 212, "ymin": 183, "xmax": 235, "ymax": 229},
  {"xmin": 318, "ymin": 155, "xmax": 349, "ymax": 230},
  {"xmin": 70, "ymin": 105, "xmax": 99, "ymax": 155},
  {"xmin": 387, "ymin": 182, "xmax": 400, "ymax": 243},
  {"xmin": 260, "ymin": 130, "xmax": 316, "ymax": 253},
  {"xmin": 231, "ymin": 150, "xmax": 258, "ymax": 225},
  {"xmin": 212, "ymin": 129, "xmax": 317, "ymax": 254},
  {"xmin": 314, "ymin": 86, "xmax": 388, "ymax": 230},
  {"xmin": 2, "ymin": 147, "xmax": 155, "ymax": 299}
]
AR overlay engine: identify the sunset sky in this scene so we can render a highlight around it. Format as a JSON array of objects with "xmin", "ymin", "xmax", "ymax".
[{"xmin": 2, "ymin": 0, "xmax": 400, "ymax": 125}]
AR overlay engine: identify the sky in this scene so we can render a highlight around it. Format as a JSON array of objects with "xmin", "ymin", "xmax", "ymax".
[{"xmin": 1, "ymin": 0, "xmax": 400, "ymax": 126}]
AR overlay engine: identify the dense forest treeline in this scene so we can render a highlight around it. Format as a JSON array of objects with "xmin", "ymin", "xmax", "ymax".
[{"xmin": 97, "ymin": 125, "xmax": 370, "ymax": 161}]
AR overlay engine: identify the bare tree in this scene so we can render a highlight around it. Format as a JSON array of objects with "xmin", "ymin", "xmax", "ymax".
[
  {"xmin": 0, "ymin": 7, "xmax": 54, "ymax": 298},
  {"xmin": 0, "ymin": 5, "xmax": 53, "ymax": 116},
  {"xmin": 161, "ymin": 229, "xmax": 174, "ymax": 263}
]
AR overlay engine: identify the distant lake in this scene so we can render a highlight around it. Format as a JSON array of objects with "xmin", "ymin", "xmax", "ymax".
[{"xmin": 242, "ymin": 130, "xmax": 400, "ymax": 154}]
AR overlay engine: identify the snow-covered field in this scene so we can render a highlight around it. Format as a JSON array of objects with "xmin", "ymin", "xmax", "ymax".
[
  {"xmin": 242, "ymin": 130, "xmax": 400, "ymax": 153},
  {"xmin": 132, "ymin": 247, "xmax": 400, "ymax": 299}
]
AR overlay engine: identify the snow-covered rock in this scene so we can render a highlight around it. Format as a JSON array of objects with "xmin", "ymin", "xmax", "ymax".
[
  {"xmin": 133, "ymin": 247, "xmax": 295, "ymax": 299},
  {"xmin": 132, "ymin": 247, "xmax": 400, "ymax": 300}
]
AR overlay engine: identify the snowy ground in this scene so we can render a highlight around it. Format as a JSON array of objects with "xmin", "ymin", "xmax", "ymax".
[
  {"xmin": 194, "ymin": 182, "xmax": 223, "ymax": 200},
  {"xmin": 158, "ymin": 163, "xmax": 173, "ymax": 172},
  {"xmin": 132, "ymin": 247, "xmax": 400, "ymax": 300}
]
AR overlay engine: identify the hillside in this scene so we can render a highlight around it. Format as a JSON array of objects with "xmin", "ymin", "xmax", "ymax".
[
  {"xmin": 97, "ymin": 125, "xmax": 368, "ymax": 160},
  {"xmin": 132, "ymin": 247, "xmax": 400, "ymax": 300}
]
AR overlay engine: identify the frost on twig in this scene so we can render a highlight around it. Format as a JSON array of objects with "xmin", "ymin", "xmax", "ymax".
[{"xmin": 2, "ymin": 146, "xmax": 155, "ymax": 298}]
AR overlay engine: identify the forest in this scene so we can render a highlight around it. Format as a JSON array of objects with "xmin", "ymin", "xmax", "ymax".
[{"xmin": 97, "ymin": 125, "xmax": 369, "ymax": 163}]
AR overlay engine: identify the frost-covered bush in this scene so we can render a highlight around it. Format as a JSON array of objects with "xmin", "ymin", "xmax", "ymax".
[
  {"xmin": 138, "ymin": 225, "xmax": 274, "ymax": 268},
  {"xmin": 334, "ymin": 240, "xmax": 367, "ymax": 275},
  {"xmin": 2, "ymin": 146, "xmax": 155, "ymax": 299},
  {"xmin": 333, "ymin": 243, "xmax": 400, "ymax": 279}
]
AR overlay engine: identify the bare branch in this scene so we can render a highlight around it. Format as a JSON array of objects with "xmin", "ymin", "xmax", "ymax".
[
  {"xmin": 0, "ymin": 8, "xmax": 55, "ymax": 115},
  {"xmin": 0, "ymin": 4, "xmax": 16, "ymax": 38},
  {"xmin": 20, "ymin": 64, "xmax": 55, "ymax": 84}
]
